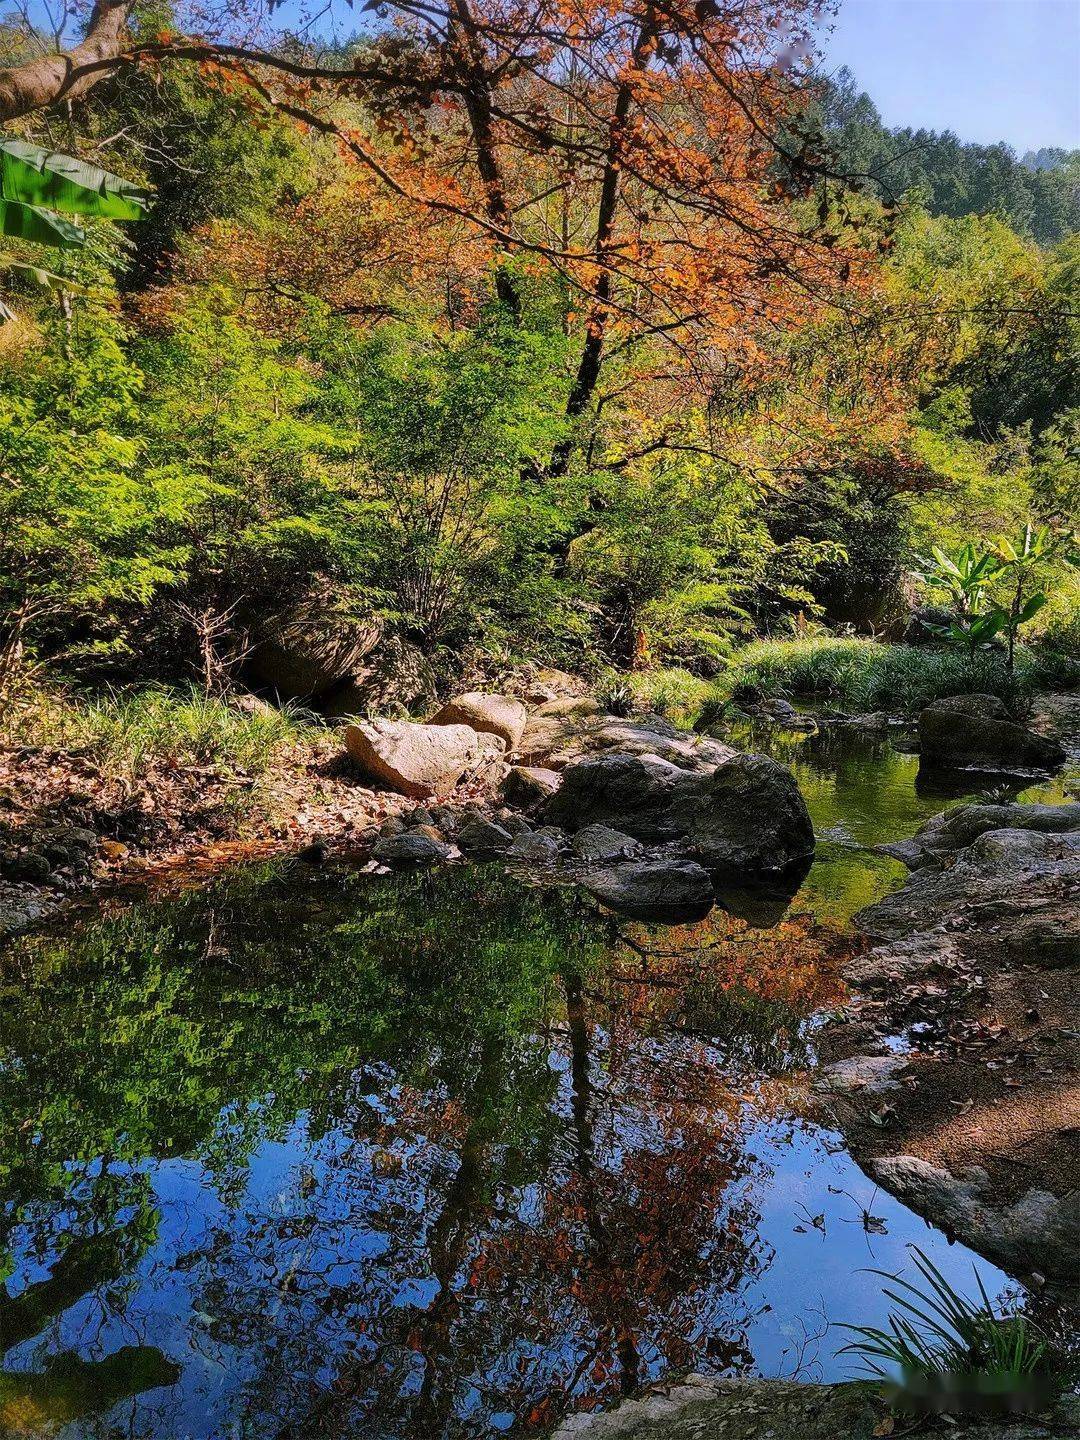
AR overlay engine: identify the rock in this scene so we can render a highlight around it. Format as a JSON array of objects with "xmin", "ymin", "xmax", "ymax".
[
  {"xmin": 540, "ymin": 714, "xmax": 734, "ymax": 773},
  {"xmin": 668, "ymin": 753, "xmax": 816, "ymax": 874},
  {"xmin": 585, "ymin": 859, "xmax": 715, "ymax": 923},
  {"xmin": 247, "ymin": 596, "xmax": 382, "ymax": 698},
  {"xmin": 571, "ymin": 824, "xmax": 644, "ymax": 866},
  {"xmin": 378, "ymin": 814, "xmax": 407, "ymax": 838},
  {"xmin": 498, "ymin": 813, "xmax": 533, "ymax": 838},
  {"xmin": 455, "ymin": 816, "xmax": 514, "ymax": 857},
  {"xmin": 517, "ymin": 704, "xmax": 735, "ymax": 772},
  {"xmin": 507, "ymin": 829, "xmax": 564, "ymax": 866},
  {"xmin": 430, "ymin": 692, "xmax": 527, "ymax": 751},
  {"xmin": 344, "ymin": 719, "xmax": 503, "ymax": 799},
  {"xmin": 928, "ymin": 801, "xmax": 1080, "ymax": 854},
  {"xmin": 872, "ymin": 1155, "xmax": 1080, "ymax": 1287},
  {"xmin": 524, "ymin": 667, "xmax": 590, "ymax": 705},
  {"xmin": 0, "ymin": 849, "xmax": 53, "ymax": 884},
  {"xmin": 969, "ymin": 827, "xmax": 1080, "ymax": 866},
  {"xmin": 902, "ymin": 603, "xmax": 956, "ymax": 645},
  {"xmin": 545, "ymin": 753, "xmax": 687, "ymax": 843},
  {"xmin": 546, "ymin": 751, "xmax": 814, "ymax": 874},
  {"xmin": 323, "ymin": 637, "xmax": 440, "ymax": 718},
  {"xmin": 500, "ymin": 765, "xmax": 562, "ymax": 809},
  {"xmin": 426, "ymin": 804, "xmax": 460, "ymax": 836},
  {"xmin": 815, "ymin": 1053, "xmax": 909, "ymax": 1095},
  {"xmin": 919, "ymin": 694, "xmax": 1065, "ymax": 772},
  {"xmin": 549, "ymin": 1373, "xmax": 1078, "ymax": 1440},
  {"xmin": 841, "ymin": 933, "xmax": 960, "ymax": 988},
  {"xmin": 370, "ymin": 832, "xmax": 450, "ymax": 867}
]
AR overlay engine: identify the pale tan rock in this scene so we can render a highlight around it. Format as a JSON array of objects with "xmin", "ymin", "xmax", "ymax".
[
  {"xmin": 345, "ymin": 719, "xmax": 496, "ymax": 799},
  {"xmin": 430, "ymin": 692, "xmax": 528, "ymax": 750}
]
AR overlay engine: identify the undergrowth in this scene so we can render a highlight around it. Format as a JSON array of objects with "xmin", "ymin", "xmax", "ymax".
[
  {"xmin": 629, "ymin": 638, "xmax": 1078, "ymax": 726},
  {"xmin": 840, "ymin": 1247, "xmax": 1075, "ymax": 1418},
  {"xmin": 1, "ymin": 685, "xmax": 312, "ymax": 784}
]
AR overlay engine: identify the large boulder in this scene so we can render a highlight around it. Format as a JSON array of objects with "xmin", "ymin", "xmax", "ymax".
[
  {"xmin": 323, "ymin": 637, "xmax": 440, "ymax": 718},
  {"xmin": 585, "ymin": 859, "xmax": 715, "ymax": 923},
  {"xmin": 919, "ymin": 694, "xmax": 1065, "ymax": 772},
  {"xmin": 248, "ymin": 600, "xmax": 382, "ymax": 699},
  {"xmin": 545, "ymin": 750, "xmax": 815, "ymax": 874},
  {"xmin": 668, "ymin": 753, "xmax": 816, "ymax": 874},
  {"xmin": 519, "ymin": 708, "xmax": 734, "ymax": 772},
  {"xmin": 544, "ymin": 753, "xmax": 688, "ymax": 843},
  {"xmin": 345, "ymin": 719, "xmax": 504, "ymax": 799},
  {"xmin": 430, "ymin": 692, "xmax": 528, "ymax": 750}
]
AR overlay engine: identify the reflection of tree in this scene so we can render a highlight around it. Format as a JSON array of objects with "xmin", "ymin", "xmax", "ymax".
[{"xmin": 0, "ymin": 862, "xmax": 844, "ymax": 1437}]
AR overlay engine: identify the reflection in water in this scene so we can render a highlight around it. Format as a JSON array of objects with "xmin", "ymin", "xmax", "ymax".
[{"xmin": 0, "ymin": 722, "xmax": 1071, "ymax": 1438}]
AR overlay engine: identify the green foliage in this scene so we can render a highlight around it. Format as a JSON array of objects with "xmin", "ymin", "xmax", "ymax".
[
  {"xmin": 0, "ymin": 140, "xmax": 147, "ymax": 321},
  {"xmin": 2, "ymin": 686, "xmax": 311, "ymax": 780},
  {"xmin": 818, "ymin": 68, "xmax": 1080, "ymax": 245},
  {"xmin": 324, "ymin": 314, "xmax": 573, "ymax": 653},
  {"xmin": 916, "ymin": 527, "xmax": 1078, "ymax": 671},
  {"xmin": 0, "ymin": 307, "xmax": 194, "ymax": 681}
]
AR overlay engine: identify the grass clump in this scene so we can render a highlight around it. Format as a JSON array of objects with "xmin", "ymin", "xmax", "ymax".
[
  {"xmin": 840, "ymin": 1247, "xmax": 1075, "ymax": 1419},
  {"xmin": 720, "ymin": 637, "xmax": 1074, "ymax": 714},
  {"xmin": 2, "ymin": 686, "xmax": 311, "ymax": 785}
]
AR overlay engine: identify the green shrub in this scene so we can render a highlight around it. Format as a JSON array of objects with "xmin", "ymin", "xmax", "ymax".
[{"xmin": 840, "ymin": 1247, "xmax": 1075, "ymax": 1418}]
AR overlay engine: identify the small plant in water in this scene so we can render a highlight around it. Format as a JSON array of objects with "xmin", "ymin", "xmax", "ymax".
[{"xmin": 839, "ymin": 1246, "xmax": 1073, "ymax": 1418}]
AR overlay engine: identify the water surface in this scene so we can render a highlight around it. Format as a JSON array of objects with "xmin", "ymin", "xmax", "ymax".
[{"xmin": 0, "ymin": 721, "xmax": 1073, "ymax": 1438}]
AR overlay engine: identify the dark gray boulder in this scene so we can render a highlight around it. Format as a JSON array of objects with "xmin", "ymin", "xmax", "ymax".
[
  {"xmin": 919, "ymin": 694, "xmax": 1065, "ymax": 772},
  {"xmin": 455, "ymin": 815, "xmax": 514, "ymax": 858},
  {"xmin": 668, "ymin": 753, "xmax": 816, "ymax": 874},
  {"xmin": 544, "ymin": 753, "xmax": 687, "ymax": 843},
  {"xmin": 371, "ymin": 832, "xmax": 450, "ymax": 867},
  {"xmin": 585, "ymin": 859, "xmax": 715, "ymax": 923},
  {"xmin": 545, "ymin": 750, "xmax": 815, "ymax": 874}
]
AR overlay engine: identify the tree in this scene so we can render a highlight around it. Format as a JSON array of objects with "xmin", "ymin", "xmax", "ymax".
[{"xmin": 1, "ymin": 1, "xmax": 873, "ymax": 487}]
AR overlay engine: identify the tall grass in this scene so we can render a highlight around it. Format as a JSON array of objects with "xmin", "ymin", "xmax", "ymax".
[
  {"xmin": 839, "ymin": 1247, "xmax": 1074, "ymax": 1417},
  {"xmin": 2, "ymin": 686, "xmax": 311, "ymax": 783},
  {"xmin": 722, "ymin": 638, "xmax": 1075, "ymax": 715}
]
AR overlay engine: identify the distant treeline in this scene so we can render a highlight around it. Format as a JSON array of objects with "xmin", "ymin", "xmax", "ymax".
[{"xmin": 817, "ymin": 68, "xmax": 1080, "ymax": 245}]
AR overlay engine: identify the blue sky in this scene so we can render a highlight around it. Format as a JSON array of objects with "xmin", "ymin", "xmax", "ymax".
[{"xmin": 821, "ymin": 0, "xmax": 1080, "ymax": 153}]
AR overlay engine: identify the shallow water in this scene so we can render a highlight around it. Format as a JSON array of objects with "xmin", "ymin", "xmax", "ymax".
[{"xmin": 0, "ymin": 723, "xmax": 1074, "ymax": 1438}]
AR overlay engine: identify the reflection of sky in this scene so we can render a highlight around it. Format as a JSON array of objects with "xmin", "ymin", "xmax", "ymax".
[
  {"xmin": 5, "ymin": 725, "xmax": 1063, "ymax": 1438},
  {"xmin": 4, "ymin": 1049, "xmax": 1012, "ymax": 1440}
]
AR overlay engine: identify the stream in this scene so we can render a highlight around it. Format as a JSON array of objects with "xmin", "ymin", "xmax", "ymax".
[{"xmin": 0, "ymin": 722, "xmax": 1075, "ymax": 1438}]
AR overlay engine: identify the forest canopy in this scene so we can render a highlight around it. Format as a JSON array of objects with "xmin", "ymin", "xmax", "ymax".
[{"xmin": 0, "ymin": 0, "xmax": 1076, "ymax": 700}]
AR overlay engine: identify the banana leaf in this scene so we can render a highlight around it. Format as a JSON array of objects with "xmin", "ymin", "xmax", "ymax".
[
  {"xmin": 0, "ymin": 140, "xmax": 149, "ymax": 221},
  {"xmin": 0, "ymin": 197, "xmax": 85, "ymax": 248}
]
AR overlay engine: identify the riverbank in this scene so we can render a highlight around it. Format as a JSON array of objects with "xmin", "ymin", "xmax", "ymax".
[
  {"xmin": 815, "ymin": 796, "xmax": 1080, "ymax": 1291},
  {"xmin": 548, "ymin": 1375, "xmax": 1080, "ymax": 1439}
]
